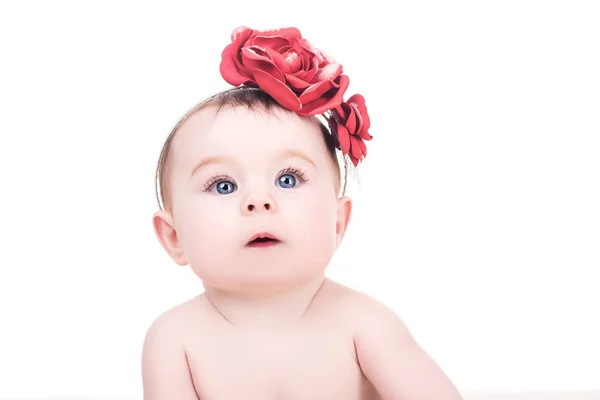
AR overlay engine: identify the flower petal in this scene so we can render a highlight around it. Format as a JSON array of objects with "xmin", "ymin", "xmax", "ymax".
[
  {"xmin": 219, "ymin": 27, "xmax": 257, "ymax": 86},
  {"xmin": 345, "ymin": 104, "xmax": 358, "ymax": 134},
  {"xmin": 313, "ymin": 62, "xmax": 343, "ymax": 82},
  {"xmin": 285, "ymin": 74, "xmax": 311, "ymax": 90},
  {"xmin": 257, "ymin": 27, "xmax": 303, "ymax": 40},
  {"xmin": 350, "ymin": 135, "xmax": 365, "ymax": 161},
  {"xmin": 264, "ymin": 47, "xmax": 291, "ymax": 74},
  {"xmin": 282, "ymin": 49, "xmax": 302, "ymax": 72},
  {"xmin": 299, "ymin": 80, "xmax": 334, "ymax": 105},
  {"xmin": 358, "ymin": 129, "xmax": 373, "ymax": 141},
  {"xmin": 252, "ymin": 36, "xmax": 291, "ymax": 51},
  {"xmin": 334, "ymin": 102, "xmax": 351, "ymax": 121},
  {"xmin": 336, "ymin": 124, "xmax": 351, "ymax": 155},
  {"xmin": 220, "ymin": 46, "xmax": 250, "ymax": 85},
  {"xmin": 295, "ymin": 37, "xmax": 323, "ymax": 63},
  {"xmin": 293, "ymin": 67, "xmax": 317, "ymax": 84},
  {"xmin": 253, "ymin": 69, "xmax": 301, "ymax": 112},
  {"xmin": 348, "ymin": 94, "xmax": 370, "ymax": 132},
  {"xmin": 241, "ymin": 47, "xmax": 285, "ymax": 82},
  {"xmin": 231, "ymin": 26, "xmax": 255, "ymax": 42},
  {"xmin": 298, "ymin": 74, "xmax": 349, "ymax": 115},
  {"xmin": 357, "ymin": 135, "xmax": 367, "ymax": 156}
]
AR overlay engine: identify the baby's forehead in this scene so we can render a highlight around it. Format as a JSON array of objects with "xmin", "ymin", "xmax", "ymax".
[{"xmin": 171, "ymin": 106, "xmax": 328, "ymax": 166}]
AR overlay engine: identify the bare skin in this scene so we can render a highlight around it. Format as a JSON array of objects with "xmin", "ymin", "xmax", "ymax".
[
  {"xmin": 142, "ymin": 278, "xmax": 463, "ymax": 400},
  {"xmin": 143, "ymin": 106, "xmax": 464, "ymax": 399}
]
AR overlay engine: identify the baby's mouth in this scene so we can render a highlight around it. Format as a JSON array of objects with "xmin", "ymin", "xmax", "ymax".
[{"xmin": 246, "ymin": 233, "xmax": 281, "ymax": 248}]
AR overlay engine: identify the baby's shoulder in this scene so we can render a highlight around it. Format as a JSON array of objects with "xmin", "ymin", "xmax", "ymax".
[
  {"xmin": 143, "ymin": 295, "xmax": 210, "ymax": 343},
  {"xmin": 320, "ymin": 279, "xmax": 405, "ymax": 330}
]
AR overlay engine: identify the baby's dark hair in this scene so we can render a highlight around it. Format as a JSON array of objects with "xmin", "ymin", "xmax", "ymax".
[{"xmin": 155, "ymin": 86, "xmax": 351, "ymax": 212}]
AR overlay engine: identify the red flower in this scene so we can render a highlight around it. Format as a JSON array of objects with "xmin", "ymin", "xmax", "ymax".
[
  {"xmin": 328, "ymin": 94, "xmax": 373, "ymax": 166},
  {"xmin": 219, "ymin": 26, "xmax": 349, "ymax": 116}
]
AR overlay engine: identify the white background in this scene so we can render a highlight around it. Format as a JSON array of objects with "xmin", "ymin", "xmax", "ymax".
[{"xmin": 1, "ymin": 0, "xmax": 599, "ymax": 398}]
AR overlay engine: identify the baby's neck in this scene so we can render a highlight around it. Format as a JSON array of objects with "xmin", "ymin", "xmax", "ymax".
[{"xmin": 202, "ymin": 274, "xmax": 327, "ymax": 329}]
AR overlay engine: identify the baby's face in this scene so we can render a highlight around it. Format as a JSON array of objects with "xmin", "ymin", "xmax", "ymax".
[{"xmin": 159, "ymin": 106, "xmax": 351, "ymax": 294}]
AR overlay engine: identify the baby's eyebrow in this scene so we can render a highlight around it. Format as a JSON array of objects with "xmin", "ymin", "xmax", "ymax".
[
  {"xmin": 190, "ymin": 150, "xmax": 317, "ymax": 177},
  {"xmin": 279, "ymin": 149, "xmax": 318, "ymax": 169},
  {"xmin": 190, "ymin": 155, "xmax": 233, "ymax": 177}
]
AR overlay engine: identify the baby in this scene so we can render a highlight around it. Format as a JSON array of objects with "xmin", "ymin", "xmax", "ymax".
[{"xmin": 142, "ymin": 26, "xmax": 463, "ymax": 400}]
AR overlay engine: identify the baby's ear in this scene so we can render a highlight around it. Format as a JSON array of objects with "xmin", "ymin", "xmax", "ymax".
[
  {"xmin": 152, "ymin": 210, "xmax": 188, "ymax": 266},
  {"xmin": 335, "ymin": 195, "xmax": 353, "ymax": 248}
]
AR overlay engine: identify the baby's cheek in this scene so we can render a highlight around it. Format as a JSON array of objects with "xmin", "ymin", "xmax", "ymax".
[
  {"xmin": 293, "ymin": 201, "xmax": 338, "ymax": 247},
  {"xmin": 181, "ymin": 221, "xmax": 239, "ymax": 285},
  {"xmin": 179, "ymin": 211, "xmax": 231, "ymax": 259}
]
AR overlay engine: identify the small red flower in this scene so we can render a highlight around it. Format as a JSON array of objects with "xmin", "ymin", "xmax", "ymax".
[
  {"xmin": 219, "ymin": 26, "xmax": 349, "ymax": 116},
  {"xmin": 328, "ymin": 94, "xmax": 373, "ymax": 166}
]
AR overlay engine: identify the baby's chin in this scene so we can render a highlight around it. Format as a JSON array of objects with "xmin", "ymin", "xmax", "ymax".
[{"xmin": 190, "ymin": 261, "xmax": 328, "ymax": 296}]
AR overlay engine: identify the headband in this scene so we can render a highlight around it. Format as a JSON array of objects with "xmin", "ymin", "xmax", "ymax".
[{"xmin": 219, "ymin": 26, "xmax": 372, "ymax": 167}]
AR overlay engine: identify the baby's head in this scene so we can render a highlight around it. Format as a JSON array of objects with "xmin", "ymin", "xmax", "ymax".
[{"xmin": 152, "ymin": 26, "xmax": 371, "ymax": 296}]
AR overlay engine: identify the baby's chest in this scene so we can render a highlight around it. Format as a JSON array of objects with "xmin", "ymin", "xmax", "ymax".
[{"xmin": 187, "ymin": 330, "xmax": 371, "ymax": 400}]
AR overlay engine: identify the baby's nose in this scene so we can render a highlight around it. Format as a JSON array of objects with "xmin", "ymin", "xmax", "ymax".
[{"xmin": 241, "ymin": 194, "xmax": 278, "ymax": 215}]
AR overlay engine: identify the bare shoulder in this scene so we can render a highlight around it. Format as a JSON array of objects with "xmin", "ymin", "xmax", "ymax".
[
  {"xmin": 322, "ymin": 280, "xmax": 464, "ymax": 399},
  {"xmin": 320, "ymin": 279, "xmax": 405, "ymax": 329},
  {"xmin": 142, "ymin": 294, "xmax": 211, "ymax": 361},
  {"xmin": 143, "ymin": 296, "xmax": 205, "ymax": 345},
  {"xmin": 141, "ymin": 295, "xmax": 207, "ymax": 400}
]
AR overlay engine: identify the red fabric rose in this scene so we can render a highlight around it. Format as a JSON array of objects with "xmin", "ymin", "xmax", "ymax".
[
  {"xmin": 220, "ymin": 26, "xmax": 349, "ymax": 116},
  {"xmin": 328, "ymin": 94, "xmax": 373, "ymax": 166}
]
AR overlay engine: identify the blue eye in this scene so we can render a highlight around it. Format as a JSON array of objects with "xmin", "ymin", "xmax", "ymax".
[
  {"xmin": 278, "ymin": 174, "xmax": 297, "ymax": 189},
  {"xmin": 215, "ymin": 181, "xmax": 236, "ymax": 195}
]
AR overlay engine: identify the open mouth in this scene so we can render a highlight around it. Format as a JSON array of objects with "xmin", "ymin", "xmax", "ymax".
[{"xmin": 246, "ymin": 233, "xmax": 281, "ymax": 248}]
